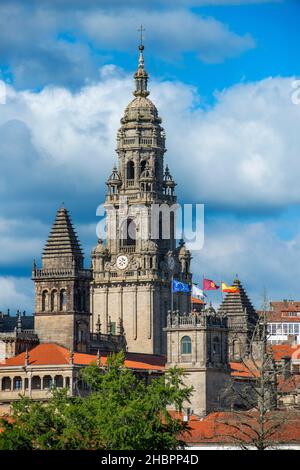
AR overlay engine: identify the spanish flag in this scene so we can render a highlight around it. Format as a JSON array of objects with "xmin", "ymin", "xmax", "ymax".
[{"xmin": 221, "ymin": 282, "xmax": 239, "ymax": 294}]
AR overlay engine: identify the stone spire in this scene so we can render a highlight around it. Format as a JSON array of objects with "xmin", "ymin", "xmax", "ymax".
[
  {"xmin": 218, "ymin": 277, "xmax": 257, "ymax": 324},
  {"xmin": 42, "ymin": 206, "xmax": 83, "ymax": 269},
  {"xmin": 133, "ymin": 27, "xmax": 149, "ymax": 98},
  {"xmin": 218, "ymin": 276, "xmax": 258, "ymax": 361}
]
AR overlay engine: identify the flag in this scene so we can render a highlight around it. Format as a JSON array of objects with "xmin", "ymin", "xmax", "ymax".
[
  {"xmin": 221, "ymin": 282, "xmax": 239, "ymax": 294},
  {"xmin": 172, "ymin": 280, "xmax": 191, "ymax": 293},
  {"xmin": 203, "ymin": 278, "xmax": 219, "ymax": 290},
  {"xmin": 192, "ymin": 284, "xmax": 205, "ymax": 299}
]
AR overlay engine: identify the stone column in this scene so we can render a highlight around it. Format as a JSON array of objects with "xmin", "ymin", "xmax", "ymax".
[{"xmin": 133, "ymin": 285, "xmax": 138, "ymax": 340}]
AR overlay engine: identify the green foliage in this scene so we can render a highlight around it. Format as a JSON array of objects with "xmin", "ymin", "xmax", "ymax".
[{"xmin": 0, "ymin": 352, "xmax": 192, "ymax": 450}]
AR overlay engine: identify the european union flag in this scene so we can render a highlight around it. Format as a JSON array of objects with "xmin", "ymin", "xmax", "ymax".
[{"xmin": 172, "ymin": 280, "xmax": 191, "ymax": 293}]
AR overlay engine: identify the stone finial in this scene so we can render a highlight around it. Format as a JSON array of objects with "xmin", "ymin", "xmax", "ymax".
[
  {"xmin": 25, "ymin": 347, "xmax": 29, "ymax": 367},
  {"xmin": 17, "ymin": 311, "xmax": 22, "ymax": 333},
  {"xmin": 96, "ymin": 349, "xmax": 101, "ymax": 367},
  {"xmin": 117, "ymin": 317, "xmax": 124, "ymax": 335},
  {"xmin": 69, "ymin": 349, "xmax": 74, "ymax": 365},
  {"xmin": 96, "ymin": 315, "xmax": 101, "ymax": 334}
]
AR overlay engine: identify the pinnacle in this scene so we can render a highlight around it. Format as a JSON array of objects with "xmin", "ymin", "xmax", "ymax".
[{"xmin": 42, "ymin": 206, "xmax": 83, "ymax": 261}]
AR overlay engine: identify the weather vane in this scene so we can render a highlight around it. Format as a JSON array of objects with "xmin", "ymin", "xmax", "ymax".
[{"xmin": 138, "ymin": 24, "xmax": 145, "ymax": 47}]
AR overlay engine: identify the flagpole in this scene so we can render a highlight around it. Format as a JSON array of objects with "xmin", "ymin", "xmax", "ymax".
[{"xmin": 171, "ymin": 274, "xmax": 174, "ymax": 313}]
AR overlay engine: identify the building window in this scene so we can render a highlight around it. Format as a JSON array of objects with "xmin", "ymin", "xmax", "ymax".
[
  {"xmin": 60, "ymin": 289, "xmax": 67, "ymax": 311},
  {"xmin": 13, "ymin": 376, "xmax": 22, "ymax": 391},
  {"xmin": 181, "ymin": 336, "xmax": 192, "ymax": 355},
  {"xmin": 213, "ymin": 336, "xmax": 221, "ymax": 355},
  {"xmin": 42, "ymin": 290, "xmax": 48, "ymax": 312},
  {"xmin": 126, "ymin": 160, "xmax": 135, "ymax": 180},
  {"xmin": 43, "ymin": 375, "xmax": 53, "ymax": 389},
  {"xmin": 295, "ymin": 324, "xmax": 299, "ymax": 334},
  {"xmin": 54, "ymin": 375, "xmax": 63, "ymax": 388},
  {"xmin": 2, "ymin": 377, "xmax": 11, "ymax": 391},
  {"xmin": 32, "ymin": 376, "xmax": 41, "ymax": 390},
  {"xmin": 50, "ymin": 290, "xmax": 58, "ymax": 312},
  {"xmin": 120, "ymin": 218, "xmax": 136, "ymax": 247}
]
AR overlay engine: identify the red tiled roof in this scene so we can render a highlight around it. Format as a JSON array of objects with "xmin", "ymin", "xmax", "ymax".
[
  {"xmin": 230, "ymin": 361, "xmax": 259, "ymax": 378},
  {"xmin": 277, "ymin": 374, "xmax": 300, "ymax": 393},
  {"xmin": 258, "ymin": 302, "xmax": 300, "ymax": 323},
  {"xmin": 272, "ymin": 344, "xmax": 300, "ymax": 361},
  {"xmin": 0, "ymin": 344, "xmax": 166, "ymax": 371},
  {"xmin": 179, "ymin": 411, "xmax": 300, "ymax": 445}
]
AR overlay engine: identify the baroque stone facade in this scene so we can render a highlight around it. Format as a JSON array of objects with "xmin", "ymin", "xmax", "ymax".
[
  {"xmin": 91, "ymin": 43, "xmax": 192, "ymax": 355},
  {"xmin": 33, "ymin": 207, "xmax": 92, "ymax": 352},
  {"xmin": 165, "ymin": 306, "xmax": 230, "ymax": 416}
]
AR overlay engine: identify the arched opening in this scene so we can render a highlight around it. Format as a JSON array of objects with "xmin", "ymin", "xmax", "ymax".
[
  {"xmin": 43, "ymin": 375, "xmax": 53, "ymax": 389},
  {"xmin": 126, "ymin": 161, "xmax": 135, "ymax": 180},
  {"xmin": 213, "ymin": 336, "xmax": 221, "ymax": 355},
  {"xmin": 181, "ymin": 336, "xmax": 192, "ymax": 355},
  {"xmin": 50, "ymin": 290, "xmax": 58, "ymax": 312},
  {"xmin": 13, "ymin": 376, "xmax": 22, "ymax": 391},
  {"xmin": 32, "ymin": 376, "xmax": 41, "ymax": 390},
  {"xmin": 140, "ymin": 160, "xmax": 147, "ymax": 175},
  {"xmin": 54, "ymin": 375, "xmax": 64, "ymax": 388},
  {"xmin": 60, "ymin": 289, "xmax": 67, "ymax": 311},
  {"xmin": 2, "ymin": 377, "xmax": 11, "ymax": 391},
  {"xmin": 42, "ymin": 290, "xmax": 48, "ymax": 312},
  {"xmin": 232, "ymin": 340, "xmax": 241, "ymax": 360},
  {"xmin": 120, "ymin": 218, "xmax": 136, "ymax": 247}
]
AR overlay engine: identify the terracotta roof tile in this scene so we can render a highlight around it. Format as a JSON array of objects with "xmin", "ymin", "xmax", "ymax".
[
  {"xmin": 178, "ymin": 411, "xmax": 300, "ymax": 445},
  {"xmin": 272, "ymin": 344, "xmax": 300, "ymax": 361},
  {"xmin": 0, "ymin": 344, "xmax": 166, "ymax": 371}
]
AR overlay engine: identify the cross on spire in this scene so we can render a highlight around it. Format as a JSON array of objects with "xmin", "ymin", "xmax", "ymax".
[{"xmin": 138, "ymin": 25, "xmax": 145, "ymax": 48}]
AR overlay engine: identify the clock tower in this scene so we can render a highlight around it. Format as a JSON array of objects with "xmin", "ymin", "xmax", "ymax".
[{"xmin": 91, "ymin": 42, "xmax": 192, "ymax": 355}]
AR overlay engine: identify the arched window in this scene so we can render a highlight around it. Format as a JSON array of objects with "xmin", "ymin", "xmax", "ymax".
[
  {"xmin": 126, "ymin": 161, "xmax": 135, "ymax": 180},
  {"xmin": 43, "ymin": 375, "xmax": 53, "ymax": 389},
  {"xmin": 181, "ymin": 336, "xmax": 192, "ymax": 355},
  {"xmin": 60, "ymin": 289, "xmax": 67, "ymax": 311},
  {"xmin": 42, "ymin": 290, "xmax": 48, "ymax": 312},
  {"xmin": 50, "ymin": 290, "xmax": 58, "ymax": 312},
  {"xmin": 54, "ymin": 375, "xmax": 64, "ymax": 388},
  {"xmin": 13, "ymin": 376, "xmax": 22, "ymax": 391},
  {"xmin": 2, "ymin": 377, "xmax": 11, "ymax": 391},
  {"xmin": 120, "ymin": 218, "xmax": 136, "ymax": 247},
  {"xmin": 32, "ymin": 376, "xmax": 41, "ymax": 390},
  {"xmin": 232, "ymin": 340, "xmax": 241, "ymax": 359},
  {"xmin": 213, "ymin": 336, "xmax": 221, "ymax": 355},
  {"xmin": 140, "ymin": 160, "xmax": 146, "ymax": 175}
]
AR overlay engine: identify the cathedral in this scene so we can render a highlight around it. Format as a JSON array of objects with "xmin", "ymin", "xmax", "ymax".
[{"xmin": 0, "ymin": 43, "xmax": 259, "ymax": 417}]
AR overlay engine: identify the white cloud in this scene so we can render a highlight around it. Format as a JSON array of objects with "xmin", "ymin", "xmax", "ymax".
[
  {"xmin": 1, "ymin": 70, "xmax": 300, "ymax": 218},
  {"xmin": 0, "ymin": 1, "xmax": 256, "ymax": 88},
  {"xmin": 0, "ymin": 277, "xmax": 34, "ymax": 312},
  {"xmin": 81, "ymin": 9, "xmax": 255, "ymax": 63},
  {"xmin": 192, "ymin": 216, "xmax": 300, "ymax": 308},
  {"xmin": 1, "ymin": 67, "xmax": 300, "ymax": 307}
]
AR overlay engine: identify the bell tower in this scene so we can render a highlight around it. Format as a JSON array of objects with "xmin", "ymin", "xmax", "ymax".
[
  {"xmin": 91, "ymin": 42, "xmax": 192, "ymax": 355},
  {"xmin": 33, "ymin": 207, "xmax": 92, "ymax": 352}
]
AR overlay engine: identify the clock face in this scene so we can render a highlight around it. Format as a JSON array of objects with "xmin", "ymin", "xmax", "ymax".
[{"xmin": 116, "ymin": 255, "xmax": 129, "ymax": 270}]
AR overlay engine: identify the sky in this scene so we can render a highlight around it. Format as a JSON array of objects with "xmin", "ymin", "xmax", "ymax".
[{"xmin": 0, "ymin": 0, "xmax": 300, "ymax": 312}]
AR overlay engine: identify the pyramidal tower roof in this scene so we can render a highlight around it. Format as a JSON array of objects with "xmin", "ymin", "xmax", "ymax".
[
  {"xmin": 218, "ymin": 277, "xmax": 258, "ymax": 324},
  {"xmin": 42, "ymin": 207, "xmax": 83, "ymax": 266}
]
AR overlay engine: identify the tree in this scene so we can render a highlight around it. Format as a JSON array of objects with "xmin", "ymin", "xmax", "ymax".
[{"xmin": 0, "ymin": 352, "xmax": 192, "ymax": 450}]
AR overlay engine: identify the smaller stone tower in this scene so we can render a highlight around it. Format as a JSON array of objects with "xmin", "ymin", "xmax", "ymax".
[
  {"xmin": 165, "ymin": 306, "xmax": 230, "ymax": 417},
  {"xmin": 33, "ymin": 207, "xmax": 92, "ymax": 351},
  {"xmin": 218, "ymin": 277, "xmax": 258, "ymax": 361}
]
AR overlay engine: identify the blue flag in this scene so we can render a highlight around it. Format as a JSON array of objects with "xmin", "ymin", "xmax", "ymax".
[{"xmin": 172, "ymin": 279, "xmax": 191, "ymax": 293}]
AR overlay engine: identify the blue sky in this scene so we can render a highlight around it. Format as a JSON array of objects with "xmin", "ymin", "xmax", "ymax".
[{"xmin": 0, "ymin": 0, "xmax": 300, "ymax": 312}]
